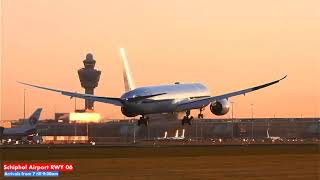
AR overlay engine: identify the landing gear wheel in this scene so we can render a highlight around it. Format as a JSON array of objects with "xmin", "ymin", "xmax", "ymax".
[
  {"xmin": 182, "ymin": 116, "xmax": 187, "ymax": 126},
  {"xmin": 188, "ymin": 116, "xmax": 193, "ymax": 125},
  {"xmin": 198, "ymin": 114, "xmax": 204, "ymax": 119},
  {"xmin": 182, "ymin": 115, "xmax": 193, "ymax": 126},
  {"xmin": 198, "ymin": 108, "xmax": 205, "ymax": 119},
  {"xmin": 186, "ymin": 110, "xmax": 191, "ymax": 116},
  {"xmin": 138, "ymin": 116, "xmax": 149, "ymax": 126}
]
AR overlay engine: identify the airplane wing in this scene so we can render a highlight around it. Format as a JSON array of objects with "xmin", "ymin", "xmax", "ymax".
[
  {"xmin": 177, "ymin": 75, "xmax": 287, "ymax": 110},
  {"xmin": 18, "ymin": 82, "xmax": 124, "ymax": 106}
]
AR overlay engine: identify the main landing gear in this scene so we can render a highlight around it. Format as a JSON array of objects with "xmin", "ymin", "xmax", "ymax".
[
  {"xmin": 198, "ymin": 108, "xmax": 205, "ymax": 119},
  {"xmin": 138, "ymin": 115, "xmax": 149, "ymax": 126},
  {"xmin": 182, "ymin": 110, "xmax": 193, "ymax": 125}
]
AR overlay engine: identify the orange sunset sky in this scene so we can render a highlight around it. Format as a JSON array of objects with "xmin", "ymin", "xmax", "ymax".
[{"xmin": 1, "ymin": 0, "xmax": 319, "ymax": 120}]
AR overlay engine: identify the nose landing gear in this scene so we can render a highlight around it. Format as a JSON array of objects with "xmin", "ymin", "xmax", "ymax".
[
  {"xmin": 198, "ymin": 108, "xmax": 205, "ymax": 119},
  {"xmin": 138, "ymin": 115, "xmax": 149, "ymax": 126}
]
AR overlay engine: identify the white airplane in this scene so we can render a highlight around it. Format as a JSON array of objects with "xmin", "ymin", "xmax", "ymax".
[
  {"xmin": 266, "ymin": 127, "xmax": 282, "ymax": 142},
  {"xmin": 19, "ymin": 48, "xmax": 286, "ymax": 126},
  {"xmin": 0, "ymin": 108, "xmax": 42, "ymax": 143}
]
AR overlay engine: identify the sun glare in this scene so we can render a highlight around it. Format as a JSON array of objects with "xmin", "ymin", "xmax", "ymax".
[{"xmin": 69, "ymin": 112, "xmax": 101, "ymax": 123}]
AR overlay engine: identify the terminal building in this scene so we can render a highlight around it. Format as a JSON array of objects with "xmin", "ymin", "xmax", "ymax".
[{"xmin": 35, "ymin": 117, "xmax": 320, "ymax": 144}]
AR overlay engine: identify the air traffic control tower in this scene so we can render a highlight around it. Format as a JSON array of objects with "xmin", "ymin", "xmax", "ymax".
[{"xmin": 78, "ymin": 53, "xmax": 101, "ymax": 110}]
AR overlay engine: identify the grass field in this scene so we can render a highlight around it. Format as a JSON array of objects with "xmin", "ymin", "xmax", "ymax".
[{"xmin": 1, "ymin": 144, "xmax": 319, "ymax": 179}]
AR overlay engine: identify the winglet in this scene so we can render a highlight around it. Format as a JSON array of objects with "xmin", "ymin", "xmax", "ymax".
[
  {"xmin": 27, "ymin": 108, "xmax": 42, "ymax": 126},
  {"xmin": 279, "ymin": 75, "xmax": 287, "ymax": 81}
]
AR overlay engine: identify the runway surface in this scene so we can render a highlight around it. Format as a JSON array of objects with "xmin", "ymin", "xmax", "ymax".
[{"xmin": 1, "ymin": 144, "xmax": 319, "ymax": 179}]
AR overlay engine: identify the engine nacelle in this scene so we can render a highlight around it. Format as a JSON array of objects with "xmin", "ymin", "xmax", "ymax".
[
  {"xmin": 210, "ymin": 99, "xmax": 230, "ymax": 116},
  {"xmin": 121, "ymin": 107, "xmax": 138, "ymax": 117}
]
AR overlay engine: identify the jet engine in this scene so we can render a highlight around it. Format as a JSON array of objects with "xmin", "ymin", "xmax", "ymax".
[
  {"xmin": 121, "ymin": 107, "xmax": 138, "ymax": 117},
  {"xmin": 210, "ymin": 99, "xmax": 230, "ymax": 116}
]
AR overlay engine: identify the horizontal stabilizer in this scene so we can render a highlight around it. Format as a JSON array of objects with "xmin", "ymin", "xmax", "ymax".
[{"xmin": 26, "ymin": 108, "xmax": 42, "ymax": 126}]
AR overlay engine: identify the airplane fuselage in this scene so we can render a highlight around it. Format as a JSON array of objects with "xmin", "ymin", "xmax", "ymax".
[
  {"xmin": 268, "ymin": 137, "xmax": 281, "ymax": 140},
  {"xmin": 2, "ymin": 127, "xmax": 37, "ymax": 137},
  {"xmin": 120, "ymin": 83, "xmax": 210, "ymax": 116}
]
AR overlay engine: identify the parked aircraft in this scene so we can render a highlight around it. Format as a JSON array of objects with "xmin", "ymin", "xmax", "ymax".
[
  {"xmin": 0, "ymin": 108, "xmax": 42, "ymax": 143},
  {"xmin": 266, "ymin": 128, "xmax": 282, "ymax": 142}
]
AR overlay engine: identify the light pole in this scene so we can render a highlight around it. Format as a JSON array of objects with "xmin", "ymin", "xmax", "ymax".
[
  {"xmin": 23, "ymin": 89, "xmax": 26, "ymax": 120},
  {"xmin": 195, "ymin": 117, "xmax": 198, "ymax": 139},
  {"xmin": 317, "ymin": 120, "xmax": 320, "ymax": 139},
  {"xmin": 74, "ymin": 92, "xmax": 77, "ymax": 111},
  {"xmin": 86, "ymin": 123, "xmax": 89, "ymax": 138},
  {"xmin": 133, "ymin": 119, "xmax": 136, "ymax": 144},
  {"xmin": 231, "ymin": 102, "xmax": 234, "ymax": 119},
  {"xmin": 231, "ymin": 101, "xmax": 235, "ymax": 140},
  {"xmin": 251, "ymin": 104, "xmax": 254, "ymax": 139}
]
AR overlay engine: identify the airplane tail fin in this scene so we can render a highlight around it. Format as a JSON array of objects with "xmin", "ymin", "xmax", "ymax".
[
  {"xmin": 119, "ymin": 48, "xmax": 135, "ymax": 92},
  {"xmin": 175, "ymin": 130, "xmax": 179, "ymax": 138},
  {"xmin": 181, "ymin": 129, "xmax": 185, "ymax": 138},
  {"xmin": 267, "ymin": 121, "xmax": 271, "ymax": 138},
  {"xmin": 23, "ymin": 108, "xmax": 42, "ymax": 128}
]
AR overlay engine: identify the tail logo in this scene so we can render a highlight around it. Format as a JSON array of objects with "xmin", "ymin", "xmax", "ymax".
[
  {"xmin": 27, "ymin": 108, "xmax": 42, "ymax": 126},
  {"xmin": 29, "ymin": 116, "xmax": 38, "ymax": 126}
]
